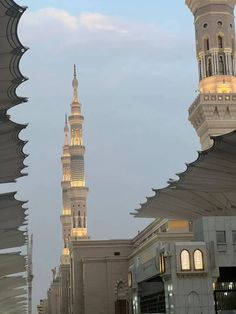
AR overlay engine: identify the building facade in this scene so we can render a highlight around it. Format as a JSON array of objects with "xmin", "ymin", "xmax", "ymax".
[
  {"xmin": 129, "ymin": 1, "xmax": 236, "ymax": 313},
  {"xmin": 41, "ymin": 1, "xmax": 236, "ymax": 314}
]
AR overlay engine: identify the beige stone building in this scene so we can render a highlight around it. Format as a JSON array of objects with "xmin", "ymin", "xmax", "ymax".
[{"xmin": 41, "ymin": 1, "xmax": 236, "ymax": 313}]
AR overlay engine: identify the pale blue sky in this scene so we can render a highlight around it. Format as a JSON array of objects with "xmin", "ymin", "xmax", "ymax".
[{"xmin": 10, "ymin": 0, "xmax": 201, "ymax": 311}]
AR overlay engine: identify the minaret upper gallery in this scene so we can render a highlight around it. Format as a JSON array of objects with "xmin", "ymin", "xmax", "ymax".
[
  {"xmin": 60, "ymin": 66, "xmax": 89, "ymax": 265},
  {"xmin": 186, "ymin": 0, "xmax": 236, "ymax": 149}
]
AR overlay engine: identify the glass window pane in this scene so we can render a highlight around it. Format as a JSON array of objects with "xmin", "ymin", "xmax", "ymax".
[
  {"xmin": 159, "ymin": 254, "xmax": 165, "ymax": 274},
  {"xmin": 194, "ymin": 250, "xmax": 204, "ymax": 270},
  {"xmin": 216, "ymin": 231, "xmax": 226, "ymax": 244},
  {"xmin": 181, "ymin": 250, "xmax": 191, "ymax": 270},
  {"xmin": 232, "ymin": 231, "xmax": 236, "ymax": 243}
]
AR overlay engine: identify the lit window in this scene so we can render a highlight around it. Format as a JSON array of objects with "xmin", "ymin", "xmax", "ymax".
[
  {"xmin": 207, "ymin": 57, "xmax": 212, "ymax": 76},
  {"xmin": 193, "ymin": 250, "xmax": 204, "ymax": 270},
  {"xmin": 159, "ymin": 254, "xmax": 165, "ymax": 274},
  {"xmin": 216, "ymin": 231, "xmax": 226, "ymax": 244},
  {"xmin": 180, "ymin": 250, "xmax": 191, "ymax": 271},
  {"xmin": 128, "ymin": 272, "xmax": 132, "ymax": 288}
]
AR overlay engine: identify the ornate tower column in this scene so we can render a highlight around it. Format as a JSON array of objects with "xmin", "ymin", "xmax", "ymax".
[
  {"xmin": 60, "ymin": 115, "xmax": 72, "ymax": 265},
  {"xmin": 68, "ymin": 66, "xmax": 89, "ymax": 240},
  {"xmin": 60, "ymin": 66, "xmax": 89, "ymax": 266},
  {"xmin": 186, "ymin": 0, "xmax": 236, "ymax": 149}
]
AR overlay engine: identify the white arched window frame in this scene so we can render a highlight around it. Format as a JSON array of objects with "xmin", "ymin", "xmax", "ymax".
[
  {"xmin": 218, "ymin": 35, "xmax": 223, "ymax": 49},
  {"xmin": 207, "ymin": 56, "xmax": 213, "ymax": 76},
  {"xmin": 204, "ymin": 37, "xmax": 210, "ymax": 51},
  {"xmin": 180, "ymin": 249, "xmax": 191, "ymax": 271},
  {"xmin": 219, "ymin": 55, "xmax": 225, "ymax": 75},
  {"xmin": 193, "ymin": 249, "xmax": 204, "ymax": 271}
]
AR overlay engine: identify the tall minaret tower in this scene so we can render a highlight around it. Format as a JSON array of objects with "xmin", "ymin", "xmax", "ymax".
[
  {"xmin": 60, "ymin": 114, "xmax": 71, "ymax": 264},
  {"xmin": 186, "ymin": 0, "xmax": 236, "ymax": 149},
  {"xmin": 68, "ymin": 65, "xmax": 89, "ymax": 240},
  {"xmin": 60, "ymin": 66, "xmax": 89, "ymax": 265}
]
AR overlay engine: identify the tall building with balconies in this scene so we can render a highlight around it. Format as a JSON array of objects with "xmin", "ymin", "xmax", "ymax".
[{"xmin": 187, "ymin": 0, "xmax": 236, "ymax": 149}]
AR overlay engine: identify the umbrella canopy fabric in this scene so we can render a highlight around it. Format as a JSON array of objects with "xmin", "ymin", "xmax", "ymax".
[
  {"xmin": 0, "ymin": 117, "xmax": 28, "ymax": 183},
  {"xmin": 0, "ymin": 192, "xmax": 27, "ymax": 231},
  {"xmin": 0, "ymin": 229, "xmax": 26, "ymax": 250},
  {"xmin": 0, "ymin": 276, "xmax": 26, "ymax": 290},
  {"xmin": 0, "ymin": 252, "xmax": 26, "ymax": 276},
  {"xmin": 134, "ymin": 130, "xmax": 236, "ymax": 219},
  {"xmin": 0, "ymin": 296, "xmax": 27, "ymax": 311},
  {"xmin": 0, "ymin": 0, "xmax": 28, "ymax": 112},
  {"xmin": 0, "ymin": 1, "xmax": 28, "ymax": 313},
  {"xmin": 0, "ymin": 288, "xmax": 27, "ymax": 301}
]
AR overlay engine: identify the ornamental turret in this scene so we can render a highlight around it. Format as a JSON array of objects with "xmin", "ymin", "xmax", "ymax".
[
  {"xmin": 60, "ymin": 66, "xmax": 89, "ymax": 265},
  {"xmin": 186, "ymin": 0, "xmax": 236, "ymax": 149}
]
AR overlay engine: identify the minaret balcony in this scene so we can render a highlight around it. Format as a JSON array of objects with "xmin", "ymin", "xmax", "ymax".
[
  {"xmin": 69, "ymin": 186, "xmax": 89, "ymax": 198},
  {"xmin": 61, "ymin": 181, "xmax": 70, "ymax": 189},
  {"xmin": 69, "ymin": 114, "xmax": 84, "ymax": 124},
  {"xmin": 60, "ymin": 213, "xmax": 71, "ymax": 223},
  {"xmin": 69, "ymin": 145, "xmax": 85, "ymax": 155},
  {"xmin": 186, "ymin": 0, "xmax": 236, "ymax": 14},
  {"xmin": 189, "ymin": 92, "xmax": 236, "ymax": 117},
  {"xmin": 61, "ymin": 155, "xmax": 70, "ymax": 162}
]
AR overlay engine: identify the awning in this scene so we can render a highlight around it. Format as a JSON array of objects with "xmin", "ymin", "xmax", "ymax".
[
  {"xmin": 0, "ymin": 117, "xmax": 28, "ymax": 183},
  {"xmin": 0, "ymin": 288, "xmax": 27, "ymax": 301},
  {"xmin": 0, "ymin": 1, "xmax": 28, "ymax": 313},
  {"xmin": 0, "ymin": 276, "xmax": 26, "ymax": 290},
  {"xmin": 0, "ymin": 296, "xmax": 27, "ymax": 312},
  {"xmin": 134, "ymin": 130, "xmax": 236, "ymax": 219},
  {"xmin": 0, "ymin": 252, "xmax": 26, "ymax": 276},
  {"xmin": 0, "ymin": 229, "xmax": 26, "ymax": 250},
  {"xmin": 0, "ymin": 192, "xmax": 27, "ymax": 230},
  {"xmin": 0, "ymin": 0, "xmax": 28, "ymax": 112}
]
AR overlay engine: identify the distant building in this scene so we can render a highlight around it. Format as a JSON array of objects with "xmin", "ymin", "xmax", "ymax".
[{"xmin": 42, "ymin": 1, "xmax": 236, "ymax": 314}]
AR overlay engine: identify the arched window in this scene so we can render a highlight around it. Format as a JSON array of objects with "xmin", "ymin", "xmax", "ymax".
[
  {"xmin": 199, "ymin": 60, "xmax": 202, "ymax": 80},
  {"xmin": 207, "ymin": 57, "xmax": 212, "ymax": 77},
  {"xmin": 72, "ymin": 214, "xmax": 75, "ymax": 228},
  {"xmin": 219, "ymin": 56, "xmax": 225, "ymax": 75},
  {"xmin": 128, "ymin": 272, "xmax": 132, "ymax": 288},
  {"xmin": 204, "ymin": 38, "xmax": 210, "ymax": 51},
  {"xmin": 193, "ymin": 250, "xmax": 204, "ymax": 270},
  {"xmin": 78, "ymin": 210, "xmax": 80, "ymax": 217},
  {"xmin": 159, "ymin": 254, "xmax": 165, "ymax": 274},
  {"xmin": 218, "ymin": 35, "xmax": 223, "ymax": 48},
  {"xmin": 180, "ymin": 249, "xmax": 191, "ymax": 271}
]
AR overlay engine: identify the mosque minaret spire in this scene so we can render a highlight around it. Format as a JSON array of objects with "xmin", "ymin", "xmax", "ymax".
[
  {"xmin": 60, "ymin": 66, "xmax": 89, "ymax": 265},
  {"xmin": 72, "ymin": 64, "xmax": 79, "ymax": 103}
]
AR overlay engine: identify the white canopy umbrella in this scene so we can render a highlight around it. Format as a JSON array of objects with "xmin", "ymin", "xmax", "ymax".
[
  {"xmin": 134, "ymin": 130, "xmax": 236, "ymax": 219},
  {"xmin": 0, "ymin": 252, "xmax": 26, "ymax": 276}
]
